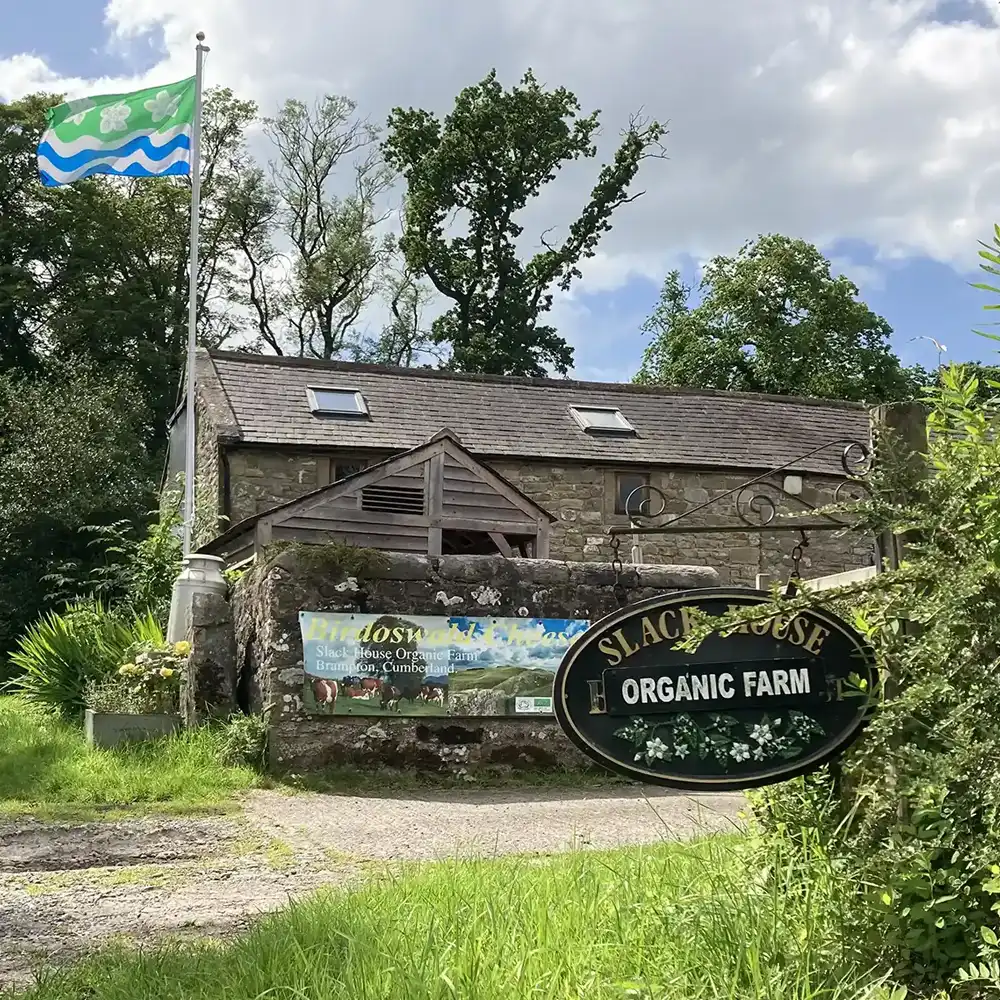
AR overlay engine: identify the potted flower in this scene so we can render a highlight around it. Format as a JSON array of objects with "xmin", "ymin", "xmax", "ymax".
[{"xmin": 83, "ymin": 641, "xmax": 190, "ymax": 748}]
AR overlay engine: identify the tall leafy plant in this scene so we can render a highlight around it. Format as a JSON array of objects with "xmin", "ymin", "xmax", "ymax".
[
  {"xmin": 669, "ymin": 365, "xmax": 1000, "ymax": 991},
  {"xmin": 4, "ymin": 601, "xmax": 163, "ymax": 718},
  {"xmin": 42, "ymin": 488, "xmax": 183, "ymax": 624}
]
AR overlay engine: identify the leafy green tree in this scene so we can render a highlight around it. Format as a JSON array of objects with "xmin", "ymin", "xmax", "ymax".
[
  {"xmin": 634, "ymin": 235, "xmax": 915, "ymax": 402},
  {"xmin": 234, "ymin": 95, "xmax": 396, "ymax": 359},
  {"xmin": 0, "ymin": 94, "xmax": 62, "ymax": 375},
  {"xmin": 383, "ymin": 69, "xmax": 666, "ymax": 376},
  {"xmin": 0, "ymin": 361, "xmax": 157, "ymax": 668}
]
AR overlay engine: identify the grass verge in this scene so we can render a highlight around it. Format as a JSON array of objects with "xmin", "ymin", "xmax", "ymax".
[
  {"xmin": 14, "ymin": 835, "xmax": 897, "ymax": 1000},
  {"xmin": 0, "ymin": 696, "xmax": 259, "ymax": 820}
]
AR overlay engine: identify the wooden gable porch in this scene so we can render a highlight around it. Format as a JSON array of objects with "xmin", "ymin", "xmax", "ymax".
[{"xmin": 199, "ymin": 429, "xmax": 555, "ymax": 566}]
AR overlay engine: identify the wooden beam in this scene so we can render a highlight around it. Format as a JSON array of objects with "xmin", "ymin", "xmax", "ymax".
[
  {"xmin": 430, "ymin": 516, "xmax": 539, "ymax": 535},
  {"xmin": 427, "ymin": 451, "xmax": 444, "ymax": 519},
  {"xmin": 253, "ymin": 519, "xmax": 272, "ymax": 556},
  {"xmin": 535, "ymin": 522, "xmax": 551, "ymax": 559},
  {"xmin": 427, "ymin": 526, "xmax": 442, "ymax": 556},
  {"xmin": 488, "ymin": 531, "xmax": 514, "ymax": 557},
  {"xmin": 315, "ymin": 456, "xmax": 333, "ymax": 487}
]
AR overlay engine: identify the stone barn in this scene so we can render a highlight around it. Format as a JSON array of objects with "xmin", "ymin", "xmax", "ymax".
[
  {"xmin": 172, "ymin": 348, "xmax": 879, "ymax": 776},
  {"xmin": 171, "ymin": 348, "xmax": 875, "ymax": 585}
]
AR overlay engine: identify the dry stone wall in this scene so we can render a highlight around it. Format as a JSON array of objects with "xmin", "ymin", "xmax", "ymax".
[{"xmin": 231, "ymin": 545, "xmax": 719, "ymax": 776}]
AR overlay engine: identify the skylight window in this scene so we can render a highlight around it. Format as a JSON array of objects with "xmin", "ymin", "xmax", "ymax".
[
  {"xmin": 306, "ymin": 387, "xmax": 369, "ymax": 417},
  {"xmin": 569, "ymin": 405, "xmax": 636, "ymax": 435}
]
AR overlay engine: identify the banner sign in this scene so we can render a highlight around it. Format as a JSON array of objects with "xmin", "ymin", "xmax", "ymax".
[
  {"xmin": 299, "ymin": 612, "xmax": 589, "ymax": 717},
  {"xmin": 552, "ymin": 589, "xmax": 878, "ymax": 791}
]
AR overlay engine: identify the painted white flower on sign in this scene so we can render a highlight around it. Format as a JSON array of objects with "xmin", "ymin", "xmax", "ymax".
[
  {"xmin": 144, "ymin": 90, "xmax": 181, "ymax": 123},
  {"xmin": 729, "ymin": 742, "xmax": 751, "ymax": 762},
  {"xmin": 99, "ymin": 102, "xmax": 131, "ymax": 134},
  {"xmin": 64, "ymin": 98, "xmax": 95, "ymax": 126}
]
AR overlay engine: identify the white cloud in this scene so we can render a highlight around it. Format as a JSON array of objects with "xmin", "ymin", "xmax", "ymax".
[{"xmin": 4, "ymin": 0, "xmax": 1000, "ymax": 355}]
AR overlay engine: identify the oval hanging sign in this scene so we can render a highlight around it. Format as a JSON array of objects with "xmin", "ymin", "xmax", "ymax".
[{"xmin": 553, "ymin": 588, "xmax": 878, "ymax": 791}]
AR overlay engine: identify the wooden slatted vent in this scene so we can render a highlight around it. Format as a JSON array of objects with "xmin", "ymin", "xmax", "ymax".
[{"xmin": 360, "ymin": 484, "xmax": 425, "ymax": 514}]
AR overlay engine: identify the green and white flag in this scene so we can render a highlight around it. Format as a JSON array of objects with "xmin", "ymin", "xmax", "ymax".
[{"xmin": 37, "ymin": 77, "xmax": 196, "ymax": 187}]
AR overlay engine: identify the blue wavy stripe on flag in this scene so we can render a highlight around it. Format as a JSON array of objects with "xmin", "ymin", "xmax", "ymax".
[
  {"xmin": 36, "ymin": 130, "xmax": 191, "ymax": 173},
  {"xmin": 38, "ymin": 156, "xmax": 191, "ymax": 187}
]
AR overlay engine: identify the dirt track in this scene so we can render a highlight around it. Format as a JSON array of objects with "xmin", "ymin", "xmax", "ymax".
[{"xmin": 0, "ymin": 786, "xmax": 743, "ymax": 990}]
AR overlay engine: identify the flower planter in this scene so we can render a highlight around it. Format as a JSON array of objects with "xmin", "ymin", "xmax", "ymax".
[{"xmin": 84, "ymin": 708, "xmax": 182, "ymax": 749}]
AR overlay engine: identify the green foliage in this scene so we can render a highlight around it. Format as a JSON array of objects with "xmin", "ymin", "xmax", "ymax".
[
  {"xmin": 634, "ymin": 235, "xmax": 917, "ymax": 402},
  {"xmin": 261, "ymin": 540, "xmax": 388, "ymax": 580},
  {"xmin": 384, "ymin": 68, "xmax": 666, "ymax": 377},
  {"xmin": 676, "ymin": 363, "xmax": 1000, "ymax": 989},
  {"xmin": 14, "ymin": 835, "xmax": 897, "ymax": 999},
  {"xmin": 85, "ymin": 641, "xmax": 188, "ymax": 715},
  {"xmin": 3, "ymin": 602, "xmax": 163, "ymax": 719},
  {"xmin": 0, "ymin": 87, "xmax": 260, "ymax": 668},
  {"xmin": 215, "ymin": 712, "xmax": 270, "ymax": 770},
  {"xmin": 42, "ymin": 488, "xmax": 184, "ymax": 625},
  {"xmin": 973, "ymin": 222, "xmax": 1000, "ymax": 343}
]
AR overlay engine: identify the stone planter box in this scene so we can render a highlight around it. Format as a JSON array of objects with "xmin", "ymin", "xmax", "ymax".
[{"xmin": 84, "ymin": 708, "xmax": 182, "ymax": 749}]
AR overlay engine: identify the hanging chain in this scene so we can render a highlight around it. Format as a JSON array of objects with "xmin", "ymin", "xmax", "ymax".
[
  {"xmin": 784, "ymin": 530, "xmax": 810, "ymax": 598},
  {"xmin": 610, "ymin": 535, "xmax": 628, "ymax": 607}
]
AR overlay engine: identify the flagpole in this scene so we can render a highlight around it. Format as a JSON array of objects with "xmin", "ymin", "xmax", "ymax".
[{"xmin": 182, "ymin": 31, "xmax": 210, "ymax": 556}]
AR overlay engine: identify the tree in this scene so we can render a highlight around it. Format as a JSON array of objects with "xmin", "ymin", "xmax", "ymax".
[
  {"xmin": 0, "ymin": 94, "xmax": 62, "ymax": 375},
  {"xmin": 634, "ymin": 234, "xmax": 915, "ymax": 403},
  {"xmin": 349, "ymin": 265, "xmax": 442, "ymax": 367},
  {"xmin": 236, "ymin": 95, "xmax": 396, "ymax": 358},
  {"xmin": 383, "ymin": 69, "xmax": 667, "ymax": 377},
  {"xmin": 0, "ymin": 360, "xmax": 157, "ymax": 666},
  {"xmin": 0, "ymin": 87, "xmax": 262, "ymax": 666}
]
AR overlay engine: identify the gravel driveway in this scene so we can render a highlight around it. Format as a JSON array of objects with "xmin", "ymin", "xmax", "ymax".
[{"xmin": 0, "ymin": 786, "xmax": 743, "ymax": 990}]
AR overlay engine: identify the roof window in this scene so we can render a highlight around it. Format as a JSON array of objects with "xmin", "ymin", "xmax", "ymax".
[
  {"xmin": 307, "ymin": 386, "xmax": 369, "ymax": 417},
  {"xmin": 569, "ymin": 405, "xmax": 636, "ymax": 435}
]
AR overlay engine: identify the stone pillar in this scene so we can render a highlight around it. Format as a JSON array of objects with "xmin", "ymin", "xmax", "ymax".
[
  {"xmin": 182, "ymin": 591, "xmax": 237, "ymax": 726},
  {"xmin": 869, "ymin": 401, "xmax": 929, "ymax": 571}
]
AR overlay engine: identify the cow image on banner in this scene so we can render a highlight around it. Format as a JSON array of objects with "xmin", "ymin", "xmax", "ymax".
[{"xmin": 299, "ymin": 612, "xmax": 589, "ymax": 717}]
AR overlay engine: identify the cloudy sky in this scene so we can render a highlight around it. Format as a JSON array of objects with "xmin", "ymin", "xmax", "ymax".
[{"xmin": 3, "ymin": 0, "xmax": 999, "ymax": 381}]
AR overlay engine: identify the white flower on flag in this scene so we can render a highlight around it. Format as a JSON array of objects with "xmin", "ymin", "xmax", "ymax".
[
  {"xmin": 64, "ymin": 98, "xmax": 95, "ymax": 126},
  {"xmin": 100, "ymin": 102, "xmax": 132, "ymax": 134},
  {"xmin": 144, "ymin": 90, "xmax": 182, "ymax": 123}
]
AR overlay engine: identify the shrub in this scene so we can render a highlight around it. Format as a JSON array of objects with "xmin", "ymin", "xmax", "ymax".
[
  {"xmin": 678, "ymin": 365, "xmax": 1000, "ymax": 991},
  {"xmin": 84, "ymin": 640, "xmax": 188, "ymax": 715},
  {"xmin": 215, "ymin": 712, "xmax": 270, "ymax": 769},
  {"xmin": 3, "ymin": 602, "xmax": 163, "ymax": 718},
  {"xmin": 41, "ymin": 487, "xmax": 183, "ymax": 626}
]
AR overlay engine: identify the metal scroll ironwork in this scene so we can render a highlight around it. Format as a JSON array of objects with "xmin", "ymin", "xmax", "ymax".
[{"xmin": 612, "ymin": 437, "xmax": 873, "ymax": 539}]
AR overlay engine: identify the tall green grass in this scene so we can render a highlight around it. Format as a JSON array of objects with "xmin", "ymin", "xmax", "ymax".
[
  {"xmin": 19, "ymin": 836, "xmax": 898, "ymax": 1000},
  {"xmin": 0, "ymin": 696, "xmax": 258, "ymax": 818}
]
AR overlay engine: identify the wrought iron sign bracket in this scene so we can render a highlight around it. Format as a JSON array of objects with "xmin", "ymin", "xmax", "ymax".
[{"xmin": 608, "ymin": 437, "xmax": 872, "ymax": 540}]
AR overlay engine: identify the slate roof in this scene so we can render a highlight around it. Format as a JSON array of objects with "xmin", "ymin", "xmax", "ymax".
[{"xmin": 200, "ymin": 349, "xmax": 870, "ymax": 476}]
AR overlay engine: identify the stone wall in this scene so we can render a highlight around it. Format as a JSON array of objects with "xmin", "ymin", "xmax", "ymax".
[
  {"xmin": 228, "ymin": 449, "xmax": 321, "ymax": 521},
  {"xmin": 491, "ymin": 461, "xmax": 874, "ymax": 586},
  {"xmin": 194, "ymin": 394, "xmax": 224, "ymax": 547},
  {"xmin": 217, "ymin": 446, "xmax": 873, "ymax": 584},
  {"xmin": 232, "ymin": 545, "xmax": 719, "ymax": 776}
]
